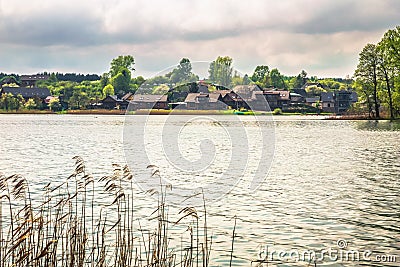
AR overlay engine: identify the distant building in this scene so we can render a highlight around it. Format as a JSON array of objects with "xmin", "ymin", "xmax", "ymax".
[
  {"xmin": 101, "ymin": 95, "xmax": 129, "ymax": 109},
  {"xmin": 20, "ymin": 75, "xmax": 49, "ymax": 87},
  {"xmin": 290, "ymin": 93, "xmax": 305, "ymax": 103},
  {"xmin": 129, "ymin": 94, "xmax": 168, "ymax": 110},
  {"xmin": 184, "ymin": 92, "xmax": 226, "ymax": 110},
  {"xmin": 232, "ymin": 84, "xmax": 262, "ymax": 99},
  {"xmin": 320, "ymin": 91, "xmax": 358, "ymax": 114},
  {"xmin": 305, "ymin": 97, "xmax": 320, "ymax": 107},
  {"xmin": 334, "ymin": 91, "xmax": 351, "ymax": 113},
  {"xmin": 1, "ymin": 87, "xmax": 51, "ymax": 101},
  {"xmin": 320, "ymin": 92, "xmax": 335, "ymax": 112},
  {"xmin": 0, "ymin": 76, "xmax": 20, "ymax": 86},
  {"xmin": 262, "ymin": 90, "xmax": 290, "ymax": 110},
  {"xmin": 221, "ymin": 90, "xmax": 247, "ymax": 110},
  {"xmin": 293, "ymin": 89, "xmax": 307, "ymax": 98}
]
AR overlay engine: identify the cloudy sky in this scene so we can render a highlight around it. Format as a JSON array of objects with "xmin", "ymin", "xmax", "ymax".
[{"xmin": 0, "ymin": 0, "xmax": 399, "ymax": 78}]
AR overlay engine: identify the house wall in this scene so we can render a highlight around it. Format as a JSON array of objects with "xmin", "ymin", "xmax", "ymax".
[{"xmin": 321, "ymin": 102, "xmax": 335, "ymax": 113}]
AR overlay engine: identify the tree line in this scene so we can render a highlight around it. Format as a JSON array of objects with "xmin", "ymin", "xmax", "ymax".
[
  {"xmin": 0, "ymin": 55, "xmax": 356, "ymax": 111},
  {"xmin": 354, "ymin": 26, "xmax": 400, "ymax": 119}
]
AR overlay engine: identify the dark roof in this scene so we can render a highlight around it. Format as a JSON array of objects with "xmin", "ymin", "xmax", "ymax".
[
  {"xmin": 293, "ymin": 89, "xmax": 307, "ymax": 97},
  {"xmin": 20, "ymin": 75, "xmax": 50, "ymax": 81},
  {"xmin": 232, "ymin": 84, "xmax": 261, "ymax": 98},
  {"xmin": 321, "ymin": 92, "xmax": 335, "ymax": 102},
  {"xmin": 223, "ymin": 91, "xmax": 244, "ymax": 102},
  {"xmin": 1, "ymin": 87, "xmax": 50, "ymax": 98},
  {"xmin": 185, "ymin": 93, "xmax": 198, "ymax": 103},
  {"xmin": 102, "ymin": 95, "xmax": 119, "ymax": 102},
  {"xmin": 290, "ymin": 93, "xmax": 304, "ymax": 97},
  {"xmin": 213, "ymin": 90, "xmax": 231, "ymax": 97},
  {"xmin": 0, "ymin": 76, "xmax": 20, "ymax": 85},
  {"xmin": 305, "ymin": 97, "xmax": 320, "ymax": 103},
  {"xmin": 122, "ymin": 92, "xmax": 133, "ymax": 101},
  {"xmin": 263, "ymin": 90, "xmax": 290, "ymax": 101},
  {"xmin": 131, "ymin": 94, "xmax": 168, "ymax": 102}
]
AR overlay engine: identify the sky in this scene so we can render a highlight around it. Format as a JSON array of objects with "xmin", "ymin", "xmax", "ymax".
[{"xmin": 0, "ymin": 0, "xmax": 399, "ymax": 78}]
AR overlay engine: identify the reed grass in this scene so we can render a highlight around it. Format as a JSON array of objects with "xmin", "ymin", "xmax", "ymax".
[{"xmin": 0, "ymin": 156, "xmax": 217, "ymax": 267}]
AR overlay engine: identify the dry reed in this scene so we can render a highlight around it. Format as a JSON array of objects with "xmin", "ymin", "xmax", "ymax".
[{"xmin": 0, "ymin": 156, "xmax": 217, "ymax": 267}]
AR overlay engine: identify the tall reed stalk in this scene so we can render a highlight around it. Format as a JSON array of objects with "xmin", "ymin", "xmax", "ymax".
[{"xmin": 0, "ymin": 157, "xmax": 222, "ymax": 267}]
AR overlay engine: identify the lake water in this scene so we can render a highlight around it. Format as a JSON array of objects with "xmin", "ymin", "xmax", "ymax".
[{"xmin": 0, "ymin": 114, "xmax": 399, "ymax": 266}]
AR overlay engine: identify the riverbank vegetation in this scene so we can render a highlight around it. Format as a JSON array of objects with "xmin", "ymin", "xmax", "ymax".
[{"xmin": 0, "ymin": 157, "xmax": 223, "ymax": 267}]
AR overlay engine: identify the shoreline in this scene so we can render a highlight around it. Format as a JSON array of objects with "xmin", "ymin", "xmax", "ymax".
[{"xmin": 0, "ymin": 109, "xmax": 398, "ymax": 121}]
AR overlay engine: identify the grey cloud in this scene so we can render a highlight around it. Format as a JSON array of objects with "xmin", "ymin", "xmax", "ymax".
[
  {"xmin": 0, "ymin": 11, "xmax": 105, "ymax": 47},
  {"xmin": 290, "ymin": 0, "xmax": 400, "ymax": 34},
  {"xmin": 1, "ymin": 0, "xmax": 399, "ymax": 49}
]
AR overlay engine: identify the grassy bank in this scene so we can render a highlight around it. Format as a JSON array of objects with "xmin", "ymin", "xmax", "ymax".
[{"xmin": 0, "ymin": 109, "xmax": 54, "ymax": 114}]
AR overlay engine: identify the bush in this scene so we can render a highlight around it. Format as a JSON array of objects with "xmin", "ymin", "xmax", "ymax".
[{"xmin": 272, "ymin": 108, "xmax": 283, "ymax": 115}]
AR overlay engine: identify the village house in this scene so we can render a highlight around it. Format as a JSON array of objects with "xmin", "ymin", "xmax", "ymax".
[
  {"xmin": 19, "ymin": 75, "xmax": 49, "ymax": 87},
  {"xmin": 221, "ymin": 90, "xmax": 247, "ymax": 110},
  {"xmin": 290, "ymin": 92, "xmax": 305, "ymax": 103},
  {"xmin": 320, "ymin": 92, "xmax": 335, "ymax": 112},
  {"xmin": 1, "ymin": 87, "xmax": 51, "ymax": 101},
  {"xmin": 184, "ymin": 92, "xmax": 226, "ymax": 110},
  {"xmin": 101, "ymin": 95, "xmax": 129, "ymax": 109},
  {"xmin": 232, "ymin": 84, "xmax": 262, "ymax": 100},
  {"xmin": 229, "ymin": 85, "xmax": 291, "ymax": 111},
  {"xmin": 305, "ymin": 97, "xmax": 320, "ymax": 108},
  {"xmin": 262, "ymin": 90, "xmax": 291, "ymax": 110},
  {"xmin": 320, "ymin": 91, "xmax": 357, "ymax": 114},
  {"xmin": 128, "ymin": 94, "xmax": 168, "ymax": 110}
]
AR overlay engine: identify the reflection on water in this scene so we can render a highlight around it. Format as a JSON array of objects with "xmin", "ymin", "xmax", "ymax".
[
  {"xmin": 353, "ymin": 120, "xmax": 400, "ymax": 131},
  {"xmin": 0, "ymin": 115, "xmax": 399, "ymax": 266}
]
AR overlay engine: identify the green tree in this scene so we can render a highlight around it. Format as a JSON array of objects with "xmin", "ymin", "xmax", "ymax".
[
  {"xmin": 103, "ymin": 84, "xmax": 115, "ymax": 97},
  {"xmin": 380, "ymin": 26, "xmax": 400, "ymax": 68},
  {"xmin": 305, "ymin": 85, "xmax": 326, "ymax": 95},
  {"xmin": 378, "ymin": 28, "xmax": 400, "ymax": 119},
  {"xmin": 16, "ymin": 94, "xmax": 24, "ymax": 110},
  {"xmin": 69, "ymin": 90, "xmax": 90, "ymax": 109},
  {"xmin": 111, "ymin": 68, "xmax": 131, "ymax": 96},
  {"xmin": 208, "ymin": 56, "xmax": 233, "ymax": 87},
  {"xmin": 24, "ymin": 98, "xmax": 37, "ymax": 110},
  {"xmin": 242, "ymin": 74, "xmax": 251, "ymax": 85},
  {"xmin": 354, "ymin": 44, "xmax": 380, "ymax": 118},
  {"xmin": 130, "ymin": 76, "xmax": 145, "ymax": 92},
  {"xmin": 231, "ymin": 75, "xmax": 244, "ymax": 86},
  {"xmin": 251, "ymin": 65, "xmax": 270, "ymax": 87},
  {"xmin": 100, "ymin": 73, "xmax": 110, "ymax": 89},
  {"xmin": 152, "ymin": 84, "xmax": 170, "ymax": 95},
  {"xmin": 289, "ymin": 70, "xmax": 308, "ymax": 90},
  {"xmin": 270, "ymin": 68, "xmax": 287, "ymax": 89},
  {"xmin": 49, "ymin": 98, "xmax": 61, "ymax": 111},
  {"xmin": 354, "ymin": 79, "xmax": 374, "ymax": 118},
  {"xmin": 1, "ymin": 93, "xmax": 10, "ymax": 110},
  {"xmin": 49, "ymin": 73, "xmax": 58, "ymax": 83},
  {"xmin": 110, "ymin": 55, "xmax": 135, "ymax": 77},
  {"xmin": 170, "ymin": 58, "xmax": 198, "ymax": 85}
]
